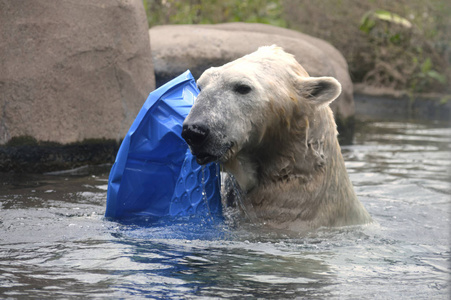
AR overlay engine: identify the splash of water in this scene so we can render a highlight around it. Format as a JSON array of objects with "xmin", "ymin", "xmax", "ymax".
[
  {"xmin": 226, "ymin": 173, "xmax": 256, "ymax": 224},
  {"xmin": 201, "ymin": 165, "xmax": 214, "ymax": 223}
]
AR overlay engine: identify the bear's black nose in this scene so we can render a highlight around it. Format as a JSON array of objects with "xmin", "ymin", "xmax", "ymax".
[{"xmin": 182, "ymin": 124, "xmax": 210, "ymax": 147}]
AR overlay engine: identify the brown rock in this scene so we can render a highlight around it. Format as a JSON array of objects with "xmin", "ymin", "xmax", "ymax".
[{"xmin": 0, "ymin": 0, "xmax": 155, "ymax": 145}]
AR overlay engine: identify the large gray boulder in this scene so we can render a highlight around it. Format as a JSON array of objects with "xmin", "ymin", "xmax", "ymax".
[
  {"xmin": 0, "ymin": 0, "xmax": 155, "ymax": 145},
  {"xmin": 149, "ymin": 23, "xmax": 354, "ymax": 120}
]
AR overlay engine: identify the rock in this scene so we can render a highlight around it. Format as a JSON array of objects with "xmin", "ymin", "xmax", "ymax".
[
  {"xmin": 0, "ymin": 0, "xmax": 155, "ymax": 146},
  {"xmin": 149, "ymin": 22, "xmax": 354, "ymax": 121},
  {"xmin": 353, "ymin": 83, "xmax": 451, "ymax": 122}
]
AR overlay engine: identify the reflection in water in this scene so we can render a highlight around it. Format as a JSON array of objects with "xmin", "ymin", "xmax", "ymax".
[
  {"xmin": 109, "ymin": 236, "xmax": 334, "ymax": 298},
  {"xmin": 0, "ymin": 119, "xmax": 450, "ymax": 299}
]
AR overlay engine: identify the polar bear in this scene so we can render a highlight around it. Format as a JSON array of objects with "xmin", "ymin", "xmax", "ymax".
[{"xmin": 182, "ymin": 45, "xmax": 371, "ymax": 231}]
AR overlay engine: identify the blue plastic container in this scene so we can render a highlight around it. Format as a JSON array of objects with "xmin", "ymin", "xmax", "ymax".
[{"xmin": 105, "ymin": 71, "xmax": 222, "ymax": 221}]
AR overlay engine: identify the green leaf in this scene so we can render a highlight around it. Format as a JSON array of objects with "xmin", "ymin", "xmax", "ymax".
[
  {"xmin": 421, "ymin": 58, "xmax": 432, "ymax": 74},
  {"xmin": 389, "ymin": 33, "xmax": 401, "ymax": 44},
  {"xmin": 359, "ymin": 11, "xmax": 375, "ymax": 34},
  {"xmin": 439, "ymin": 96, "xmax": 450, "ymax": 104},
  {"xmin": 426, "ymin": 70, "xmax": 446, "ymax": 84},
  {"xmin": 373, "ymin": 9, "xmax": 412, "ymax": 28}
]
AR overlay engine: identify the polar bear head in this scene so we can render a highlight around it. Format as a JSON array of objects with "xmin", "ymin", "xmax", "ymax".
[{"xmin": 182, "ymin": 45, "xmax": 342, "ymax": 170}]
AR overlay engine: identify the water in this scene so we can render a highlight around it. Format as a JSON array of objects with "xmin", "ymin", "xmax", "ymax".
[{"xmin": 1, "ymin": 118, "xmax": 450, "ymax": 299}]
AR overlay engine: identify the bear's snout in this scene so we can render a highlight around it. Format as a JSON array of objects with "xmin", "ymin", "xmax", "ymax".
[
  {"xmin": 182, "ymin": 123, "xmax": 217, "ymax": 164},
  {"xmin": 182, "ymin": 123, "xmax": 210, "ymax": 147},
  {"xmin": 182, "ymin": 121, "xmax": 234, "ymax": 165}
]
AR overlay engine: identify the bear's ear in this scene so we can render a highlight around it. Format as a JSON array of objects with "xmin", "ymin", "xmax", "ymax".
[{"xmin": 297, "ymin": 77, "xmax": 342, "ymax": 107}]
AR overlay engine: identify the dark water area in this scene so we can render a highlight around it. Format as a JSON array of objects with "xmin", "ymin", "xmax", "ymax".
[{"xmin": 0, "ymin": 118, "xmax": 450, "ymax": 299}]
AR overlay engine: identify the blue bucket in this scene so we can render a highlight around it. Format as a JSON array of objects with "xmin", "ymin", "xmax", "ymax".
[{"xmin": 105, "ymin": 71, "xmax": 222, "ymax": 222}]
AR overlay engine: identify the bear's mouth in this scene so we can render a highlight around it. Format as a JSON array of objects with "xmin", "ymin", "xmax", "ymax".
[
  {"xmin": 192, "ymin": 142, "xmax": 234, "ymax": 165},
  {"xmin": 194, "ymin": 153, "xmax": 218, "ymax": 165}
]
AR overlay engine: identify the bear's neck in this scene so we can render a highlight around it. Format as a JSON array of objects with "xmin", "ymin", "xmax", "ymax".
[
  {"xmin": 229, "ymin": 106, "xmax": 370, "ymax": 229},
  {"xmin": 257, "ymin": 106, "xmax": 338, "ymax": 184},
  {"xmin": 226, "ymin": 106, "xmax": 337, "ymax": 191}
]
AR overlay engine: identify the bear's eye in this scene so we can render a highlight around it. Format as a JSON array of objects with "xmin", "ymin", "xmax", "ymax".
[
  {"xmin": 234, "ymin": 84, "xmax": 252, "ymax": 95},
  {"xmin": 196, "ymin": 84, "xmax": 202, "ymax": 92}
]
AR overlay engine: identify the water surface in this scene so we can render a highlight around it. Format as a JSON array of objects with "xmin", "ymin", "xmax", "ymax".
[{"xmin": 1, "ymin": 118, "xmax": 450, "ymax": 299}]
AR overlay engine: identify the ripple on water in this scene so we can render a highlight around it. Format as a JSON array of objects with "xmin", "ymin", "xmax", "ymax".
[{"xmin": 0, "ymin": 120, "xmax": 450, "ymax": 299}]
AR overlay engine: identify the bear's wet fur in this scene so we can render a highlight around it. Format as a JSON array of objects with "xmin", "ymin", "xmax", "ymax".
[{"xmin": 182, "ymin": 45, "xmax": 372, "ymax": 231}]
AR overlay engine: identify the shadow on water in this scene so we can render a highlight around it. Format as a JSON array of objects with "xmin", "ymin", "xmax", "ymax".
[{"xmin": 0, "ymin": 118, "xmax": 450, "ymax": 299}]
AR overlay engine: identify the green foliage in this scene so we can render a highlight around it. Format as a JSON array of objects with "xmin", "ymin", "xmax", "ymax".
[
  {"xmin": 143, "ymin": 0, "xmax": 285, "ymax": 28},
  {"xmin": 358, "ymin": 6, "xmax": 449, "ymax": 93},
  {"xmin": 360, "ymin": 9, "xmax": 411, "ymax": 34},
  {"xmin": 439, "ymin": 95, "xmax": 450, "ymax": 104},
  {"xmin": 144, "ymin": 0, "xmax": 450, "ymax": 94},
  {"xmin": 418, "ymin": 58, "xmax": 446, "ymax": 85},
  {"xmin": 410, "ymin": 57, "xmax": 447, "ymax": 93}
]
